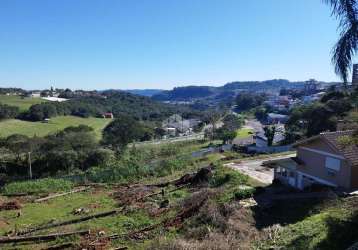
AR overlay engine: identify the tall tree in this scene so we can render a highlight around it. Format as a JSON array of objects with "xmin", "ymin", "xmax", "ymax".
[
  {"xmin": 264, "ymin": 126, "xmax": 276, "ymax": 146},
  {"xmin": 102, "ymin": 115, "xmax": 152, "ymax": 152},
  {"xmin": 325, "ymin": 0, "xmax": 358, "ymax": 82},
  {"xmin": 222, "ymin": 114, "xmax": 244, "ymax": 132}
]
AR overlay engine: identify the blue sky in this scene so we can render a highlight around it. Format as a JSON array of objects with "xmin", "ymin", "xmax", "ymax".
[{"xmin": 0, "ymin": 0, "xmax": 343, "ymax": 90}]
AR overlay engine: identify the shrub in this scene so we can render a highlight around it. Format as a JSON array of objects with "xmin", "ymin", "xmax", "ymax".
[
  {"xmin": 86, "ymin": 142, "xmax": 197, "ymax": 183},
  {"xmin": 2, "ymin": 178, "xmax": 73, "ymax": 195},
  {"xmin": 210, "ymin": 165, "xmax": 248, "ymax": 187},
  {"xmin": 234, "ymin": 188, "xmax": 255, "ymax": 200}
]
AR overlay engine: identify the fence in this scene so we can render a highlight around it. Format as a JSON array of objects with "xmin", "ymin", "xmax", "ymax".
[
  {"xmin": 133, "ymin": 133, "xmax": 204, "ymax": 145},
  {"xmin": 246, "ymin": 145, "xmax": 292, "ymax": 154}
]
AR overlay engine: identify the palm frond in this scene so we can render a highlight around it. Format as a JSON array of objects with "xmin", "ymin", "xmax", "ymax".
[
  {"xmin": 324, "ymin": 0, "xmax": 357, "ymax": 22},
  {"xmin": 332, "ymin": 24, "xmax": 358, "ymax": 82},
  {"xmin": 324, "ymin": 0, "xmax": 358, "ymax": 82}
]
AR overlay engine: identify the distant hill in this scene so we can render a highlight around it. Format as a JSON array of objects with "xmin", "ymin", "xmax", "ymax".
[
  {"xmin": 124, "ymin": 89, "xmax": 164, "ymax": 97},
  {"xmin": 151, "ymin": 79, "xmax": 338, "ymax": 103}
]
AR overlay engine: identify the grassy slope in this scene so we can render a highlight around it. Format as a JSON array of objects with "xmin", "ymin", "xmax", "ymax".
[
  {"xmin": 0, "ymin": 140, "xmax": 252, "ymax": 249},
  {"xmin": 236, "ymin": 128, "xmax": 253, "ymax": 139},
  {"xmin": 258, "ymin": 198, "xmax": 358, "ymax": 250},
  {"xmin": 0, "ymin": 116, "xmax": 111, "ymax": 139},
  {"xmin": 0, "ymin": 95, "xmax": 46, "ymax": 111}
]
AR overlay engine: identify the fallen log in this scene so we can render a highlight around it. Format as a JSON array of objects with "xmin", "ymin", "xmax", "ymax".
[
  {"xmin": 0, "ymin": 230, "xmax": 89, "ymax": 244},
  {"xmin": 136, "ymin": 183, "xmax": 190, "ymax": 202},
  {"xmin": 34, "ymin": 187, "xmax": 90, "ymax": 203},
  {"xmin": 18, "ymin": 210, "xmax": 119, "ymax": 236},
  {"xmin": 42, "ymin": 242, "xmax": 75, "ymax": 250},
  {"xmin": 2, "ymin": 192, "xmax": 35, "ymax": 197},
  {"xmin": 35, "ymin": 187, "xmax": 90, "ymax": 202},
  {"xmin": 109, "ymin": 192, "xmax": 209, "ymax": 240},
  {"xmin": 108, "ymin": 222, "xmax": 162, "ymax": 241}
]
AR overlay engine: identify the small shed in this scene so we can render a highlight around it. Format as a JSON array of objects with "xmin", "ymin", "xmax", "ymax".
[{"xmin": 103, "ymin": 112, "xmax": 114, "ymax": 119}]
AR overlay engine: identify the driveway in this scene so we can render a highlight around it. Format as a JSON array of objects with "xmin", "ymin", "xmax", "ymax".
[
  {"xmin": 224, "ymin": 153, "xmax": 296, "ymax": 184},
  {"xmin": 244, "ymin": 119, "xmax": 264, "ymax": 133}
]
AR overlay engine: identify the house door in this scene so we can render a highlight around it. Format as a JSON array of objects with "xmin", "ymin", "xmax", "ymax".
[
  {"xmin": 288, "ymin": 171, "xmax": 296, "ymax": 187},
  {"xmin": 297, "ymin": 173, "xmax": 303, "ymax": 190}
]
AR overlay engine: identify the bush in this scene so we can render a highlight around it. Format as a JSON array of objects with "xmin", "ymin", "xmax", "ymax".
[
  {"xmin": 234, "ymin": 188, "xmax": 255, "ymax": 200},
  {"xmin": 210, "ymin": 165, "xmax": 248, "ymax": 187},
  {"xmin": 86, "ymin": 142, "xmax": 197, "ymax": 183},
  {"xmin": 0, "ymin": 104, "xmax": 19, "ymax": 120},
  {"xmin": 2, "ymin": 178, "xmax": 73, "ymax": 195}
]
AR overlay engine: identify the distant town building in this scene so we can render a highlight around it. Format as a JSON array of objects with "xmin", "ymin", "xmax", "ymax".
[
  {"xmin": 103, "ymin": 112, "xmax": 114, "ymax": 119},
  {"xmin": 28, "ymin": 91, "xmax": 41, "ymax": 98},
  {"xmin": 164, "ymin": 127, "xmax": 176, "ymax": 137},
  {"xmin": 304, "ymin": 79, "xmax": 321, "ymax": 94},
  {"xmin": 41, "ymin": 97, "xmax": 68, "ymax": 102},
  {"xmin": 254, "ymin": 132, "xmax": 284, "ymax": 147},
  {"xmin": 162, "ymin": 114, "xmax": 201, "ymax": 135},
  {"xmin": 267, "ymin": 113, "xmax": 289, "ymax": 124}
]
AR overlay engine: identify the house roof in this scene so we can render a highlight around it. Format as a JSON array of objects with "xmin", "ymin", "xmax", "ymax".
[
  {"xmin": 294, "ymin": 130, "xmax": 358, "ymax": 167},
  {"xmin": 267, "ymin": 113, "xmax": 288, "ymax": 119},
  {"xmin": 255, "ymin": 131, "xmax": 285, "ymax": 144}
]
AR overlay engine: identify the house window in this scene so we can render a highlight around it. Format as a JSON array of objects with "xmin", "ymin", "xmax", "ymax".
[
  {"xmin": 325, "ymin": 157, "xmax": 340, "ymax": 172},
  {"xmin": 327, "ymin": 169, "xmax": 337, "ymax": 177}
]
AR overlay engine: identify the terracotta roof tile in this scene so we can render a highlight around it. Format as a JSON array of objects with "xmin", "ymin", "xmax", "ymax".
[{"xmin": 321, "ymin": 130, "xmax": 358, "ymax": 167}]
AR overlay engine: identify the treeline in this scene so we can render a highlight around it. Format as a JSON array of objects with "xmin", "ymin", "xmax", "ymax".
[
  {"xmin": 284, "ymin": 88, "xmax": 358, "ymax": 143},
  {"xmin": 235, "ymin": 92, "xmax": 266, "ymax": 111},
  {"xmin": 0, "ymin": 119, "xmax": 202, "ymax": 184},
  {"xmin": 0, "ymin": 88, "xmax": 26, "ymax": 95},
  {"xmin": 0, "ymin": 104, "xmax": 20, "ymax": 120},
  {"xmin": 0, "ymin": 114, "xmax": 189, "ymax": 182},
  {"xmin": 0, "ymin": 125, "xmax": 112, "ymax": 182},
  {"xmin": 18, "ymin": 92, "xmax": 201, "ymax": 122}
]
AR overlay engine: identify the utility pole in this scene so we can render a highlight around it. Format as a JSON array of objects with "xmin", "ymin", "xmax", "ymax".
[{"xmin": 28, "ymin": 152, "xmax": 32, "ymax": 179}]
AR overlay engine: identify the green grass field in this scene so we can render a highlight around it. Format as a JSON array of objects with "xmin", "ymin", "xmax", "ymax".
[
  {"xmin": 0, "ymin": 116, "xmax": 111, "ymax": 139},
  {"xmin": 236, "ymin": 128, "xmax": 253, "ymax": 138},
  {"xmin": 0, "ymin": 95, "xmax": 47, "ymax": 111}
]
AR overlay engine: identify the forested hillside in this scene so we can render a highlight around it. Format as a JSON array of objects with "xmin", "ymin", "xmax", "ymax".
[
  {"xmin": 152, "ymin": 79, "xmax": 337, "ymax": 102},
  {"xmin": 18, "ymin": 92, "xmax": 200, "ymax": 122}
]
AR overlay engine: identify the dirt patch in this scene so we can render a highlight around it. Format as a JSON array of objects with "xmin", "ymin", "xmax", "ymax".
[
  {"xmin": 148, "ymin": 202, "xmax": 266, "ymax": 250},
  {"xmin": 0, "ymin": 219, "xmax": 9, "ymax": 228},
  {"xmin": 165, "ymin": 190, "xmax": 212, "ymax": 229},
  {"xmin": 0, "ymin": 200, "xmax": 22, "ymax": 211},
  {"xmin": 113, "ymin": 185, "xmax": 157, "ymax": 206},
  {"xmin": 79, "ymin": 230, "xmax": 111, "ymax": 250}
]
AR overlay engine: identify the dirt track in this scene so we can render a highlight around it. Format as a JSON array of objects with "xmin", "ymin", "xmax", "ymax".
[{"xmin": 225, "ymin": 154, "xmax": 296, "ymax": 184}]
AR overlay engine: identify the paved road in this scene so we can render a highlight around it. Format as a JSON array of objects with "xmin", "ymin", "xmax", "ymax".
[
  {"xmin": 224, "ymin": 153, "xmax": 296, "ymax": 184},
  {"xmin": 134, "ymin": 133, "xmax": 204, "ymax": 146}
]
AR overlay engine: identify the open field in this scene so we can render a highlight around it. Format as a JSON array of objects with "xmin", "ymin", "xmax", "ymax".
[
  {"xmin": 0, "ymin": 116, "xmax": 111, "ymax": 139},
  {"xmin": 0, "ymin": 95, "xmax": 46, "ymax": 111},
  {"xmin": 236, "ymin": 128, "xmax": 253, "ymax": 139}
]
